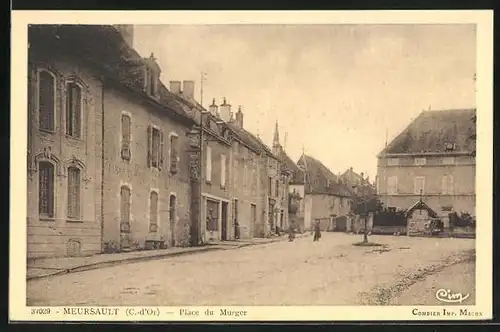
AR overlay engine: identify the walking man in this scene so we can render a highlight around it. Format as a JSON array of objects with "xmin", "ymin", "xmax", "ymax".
[{"xmin": 313, "ymin": 220, "xmax": 322, "ymax": 242}]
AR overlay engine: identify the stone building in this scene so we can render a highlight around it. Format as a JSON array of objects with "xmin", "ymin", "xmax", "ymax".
[
  {"xmin": 296, "ymin": 154, "xmax": 354, "ymax": 232},
  {"xmin": 376, "ymin": 108, "xmax": 476, "ymax": 228},
  {"xmin": 26, "ymin": 25, "xmax": 197, "ymax": 258}
]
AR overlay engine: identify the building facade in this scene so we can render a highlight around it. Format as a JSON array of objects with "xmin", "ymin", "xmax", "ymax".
[
  {"xmin": 296, "ymin": 154, "xmax": 354, "ymax": 231},
  {"xmin": 376, "ymin": 109, "xmax": 476, "ymax": 228},
  {"xmin": 26, "ymin": 24, "xmax": 197, "ymax": 258},
  {"xmin": 27, "ymin": 25, "xmax": 105, "ymax": 258}
]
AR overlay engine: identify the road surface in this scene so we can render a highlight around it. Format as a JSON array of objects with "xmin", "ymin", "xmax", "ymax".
[{"xmin": 27, "ymin": 233, "xmax": 475, "ymax": 306}]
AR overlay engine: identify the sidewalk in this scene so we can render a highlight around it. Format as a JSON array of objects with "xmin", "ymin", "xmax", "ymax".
[{"xmin": 27, "ymin": 232, "xmax": 310, "ymax": 281}]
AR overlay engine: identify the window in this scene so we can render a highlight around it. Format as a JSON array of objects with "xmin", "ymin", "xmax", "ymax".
[
  {"xmin": 120, "ymin": 186, "xmax": 131, "ymax": 233},
  {"xmin": 65, "ymin": 83, "xmax": 82, "ymax": 138},
  {"xmin": 206, "ymin": 146, "xmax": 212, "ymax": 182},
  {"xmin": 340, "ymin": 198, "xmax": 344, "ymax": 207},
  {"xmin": 147, "ymin": 126, "xmax": 163, "ymax": 169},
  {"xmin": 442, "ymin": 157, "xmax": 455, "ymax": 165},
  {"xmin": 442, "ymin": 175, "xmax": 454, "ymax": 195},
  {"xmin": 121, "ymin": 114, "xmax": 131, "ymax": 161},
  {"xmin": 414, "ymin": 176, "xmax": 425, "ymax": 195},
  {"xmin": 243, "ymin": 161, "xmax": 247, "ymax": 187},
  {"xmin": 387, "ymin": 176, "xmax": 398, "ymax": 194},
  {"xmin": 268, "ymin": 177, "xmax": 273, "ymax": 196},
  {"xmin": 39, "ymin": 161, "xmax": 55, "ymax": 218},
  {"xmin": 414, "ymin": 157, "xmax": 426, "ymax": 166},
  {"xmin": 149, "ymin": 191, "xmax": 158, "ymax": 232},
  {"xmin": 387, "ymin": 158, "xmax": 400, "ymax": 166},
  {"xmin": 170, "ymin": 134, "xmax": 179, "ymax": 174},
  {"xmin": 67, "ymin": 167, "xmax": 81, "ymax": 220},
  {"xmin": 221, "ymin": 154, "xmax": 227, "ymax": 187},
  {"xmin": 275, "ymin": 180, "xmax": 279, "ymax": 197},
  {"xmin": 38, "ymin": 70, "xmax": 55, "ymax": 131}
]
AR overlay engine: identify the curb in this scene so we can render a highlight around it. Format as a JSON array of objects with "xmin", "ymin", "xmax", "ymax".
[{"xmin": 27, "ymin": 235, "xmax": 307, "ymax": 281}]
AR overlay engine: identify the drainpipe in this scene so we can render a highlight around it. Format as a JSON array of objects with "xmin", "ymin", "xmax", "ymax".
[{"xmin": 100, "ymin": 78, "xmax": 105, "ymax": 252}]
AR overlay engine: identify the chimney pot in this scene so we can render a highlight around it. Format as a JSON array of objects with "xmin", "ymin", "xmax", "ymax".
[
  {"xmin": 219, "ymin": 97, "xmax": 232, "ymax": 122},
  {"xmin": 169, "ymin": 81, "xmax": 181, "ymax": 94}
]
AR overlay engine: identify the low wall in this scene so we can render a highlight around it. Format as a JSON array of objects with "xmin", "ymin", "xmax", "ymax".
[{"xmin": 372, "ymin": 225, "xmax": 406, "ymax": 235}]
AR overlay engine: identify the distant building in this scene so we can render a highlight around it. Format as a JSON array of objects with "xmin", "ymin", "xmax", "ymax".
[
  {"xmin": 340, "ymin": 167, "xmax": 376, "ymax": 198},
  {"xmin": 376, "ymin": 108, "xmax": 476, "ymax": 227},
  {"xmin": 296, "ymin": 155, "xmax": 354, "ymax": 231}
]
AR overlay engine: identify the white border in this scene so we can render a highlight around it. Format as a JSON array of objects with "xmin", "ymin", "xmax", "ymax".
[{"xmin": 10, "ymin": 10, "xmax": 493, "ymax": 322}]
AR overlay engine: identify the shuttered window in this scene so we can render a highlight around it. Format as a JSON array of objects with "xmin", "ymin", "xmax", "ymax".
[
  {"xmin": 414, "ymin": 176, "xmax": 425, "ymax": 194},
  {"xmin": 38, "ymin": 70, "xmax": 55, "ymax": 131},
  {"xmin": 221, "ymin": 154, "xmax": 226, "ymax": 187},
  {"xmin": 67, "ymin": 167, "xmax": 81, "ymax": 219},
  {"xmin": 170, "ymin": 134, "xmax": 179, "ymax": 173},
  {"xmin": 149, "ymin": 191, "xmax": 158, "ymax": 233},
  {"xmin": 120, "ymin": 186, "xmax": 131, "ymax": 233},
  {"xmin": 66, "ymin": 83, "xmax": 82, "ymax": 138},
  {"xmin": 442, "ymin": 175, "xmax": 454, "ymax": 195},
  {"xmin": 387, "ymin": 176, "xmax": 398, "ymax": 194},
  {"xmin": 206, "ymin": 146, "xmax": 212, "ymax": 182},
  {"xmin": 39, "ymin": 161, "xmax": 55, "ymax": 218},
  {"xmin": 147, "ymin": 126, "xmax": 163, "ymax": 169},
  {"xmin": 121, "ymin": 114, "xmax": 131, "ymax": 160}
]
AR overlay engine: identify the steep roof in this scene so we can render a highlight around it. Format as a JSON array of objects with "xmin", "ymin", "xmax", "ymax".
[
  {"xmin": 405, "ymin": 199, "xmax": 438, "ymax": 218},
  {"xmin": 28, "ymin": 25, "xmax": 195, "ymax": 126},
  {"xmin": 380, "ymin": 109, "xmax": 476, "ymax": 156},
  {"xmin": 297, "ymin": 155, "xmax": 353, "ymax": 197}
]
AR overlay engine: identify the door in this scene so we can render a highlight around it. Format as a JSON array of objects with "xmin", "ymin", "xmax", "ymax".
[
  {"xmin": 169, "ymin": 195, "xmax": 176, "ymax": 247},
  {"xmin": 120, "ymin": 186, "xmax": 131, "ymax": 249},
  {"xmin": 221, "ymin": 201, "xmax": 228, "ymax": 241},
  {"xmin": 251, "ymin": 204, "xmax": 257, "ymax": 236}
]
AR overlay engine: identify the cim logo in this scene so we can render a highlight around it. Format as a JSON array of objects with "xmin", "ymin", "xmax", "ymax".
[{"xmin": 435, "ymin": 289, "xmax": 470, "ymax": 304}]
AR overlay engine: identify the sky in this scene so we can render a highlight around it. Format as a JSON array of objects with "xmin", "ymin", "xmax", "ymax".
[{"xmin": 132, "ymin": 24, "xmax": 476, "ymax": 180}]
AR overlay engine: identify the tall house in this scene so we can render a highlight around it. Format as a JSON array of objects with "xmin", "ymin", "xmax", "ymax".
[{"xmin": 376, "ymin": 109, "xmax": 476, "ymax": 218}]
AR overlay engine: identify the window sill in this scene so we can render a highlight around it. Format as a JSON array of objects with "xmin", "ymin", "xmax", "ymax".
[
  {"xmin": 65, "ymin": 134, "xmax": 83, "ymax": 141},
  {"xmin": 66, "ymin": 218, "xmax": 84, "ymax": 223},
  {"xmin": 39, "ymin": 217, "xmax": 56, "ymax": 222},
  {"xmin": 39, "ymin": 128, "xmax": 56, "ymax": 135}
]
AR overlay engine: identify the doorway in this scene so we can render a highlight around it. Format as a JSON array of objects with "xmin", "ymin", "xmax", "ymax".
[
  {"xmin": 233, "ymin": 199, "xmax": 239, "ymax": 239},
  {"xmin": 251, "ymin": 204, "xmax": 257, "ymax": 237},
  {"xmin": 221, "ymin": 201, "xmax": 228, "ymax": 241}
]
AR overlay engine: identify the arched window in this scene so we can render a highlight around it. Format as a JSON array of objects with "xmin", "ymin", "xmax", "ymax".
[
  {"xmin": 66, "ymin": 82, "xmax": 82, "ymax": 138},
  {"xmin": 38, "ymin": 70, "xmax": 56, "ymax": 131},
  {"xmin": 67, "ymin": 166, "xmax": 81, "ymax": 219},
  {"xmin": 39, "ymin": 161, "xmax": 55, "ymax": 218},
  {"xmin": 149, "ymin": 191, "xmax": 159, "ymax": 232}
]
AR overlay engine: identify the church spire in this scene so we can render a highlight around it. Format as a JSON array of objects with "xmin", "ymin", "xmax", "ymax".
[{"xmin": 273, "ymin": 120, "xmax": 280, "ymax": 147}]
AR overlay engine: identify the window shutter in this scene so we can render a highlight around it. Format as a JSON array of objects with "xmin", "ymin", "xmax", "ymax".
[
  {"xmin": 170, "ymin": 135, "xmax": 179, "ymax": 173},
  {"xmin": 159, "ymin": 130, "xmax": 164, "ymax": 169},
  {"xmin": 147, "ymin": 125, "xmax": 152, "ymax": 167},
  {"xmin": 74, "ymin": 85, "xmax": 82, "ymax": 138},
  {"xmin": 206, "ymin": 146, "xmax": 212, "ymax": 182},
  {"xmin": 121, "ymin": 115, "xmax": 131, "ymax": 160}
]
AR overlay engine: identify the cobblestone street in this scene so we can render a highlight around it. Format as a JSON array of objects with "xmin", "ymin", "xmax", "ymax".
[{"xmin": 27, "ymin": 233, "xmax": 475, "ymax": 306}]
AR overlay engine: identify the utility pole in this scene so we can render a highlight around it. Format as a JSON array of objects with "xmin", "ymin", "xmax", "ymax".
[{"xmin": 197, "ymin": 71, "xmax": 207, "ymax": 246}]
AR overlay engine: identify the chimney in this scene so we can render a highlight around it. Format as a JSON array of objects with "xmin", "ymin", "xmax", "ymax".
[
  {"xmin": 182, "ymin": 81, "xmax": 195, "ymax": 100},
  {"xmin": 170, "ymin": 81, "xmax": 181, "ymax": 94},
  {"xmin": 209, "ymin": 98, "xmax": 218, "ymax": 116},
  {"xmin": 219, "ymin": 97, "xmax": 232, "ymax": 122},
  {"xmin": 235, "ymin": 106, "xmax": 244, "ymax": 128}
]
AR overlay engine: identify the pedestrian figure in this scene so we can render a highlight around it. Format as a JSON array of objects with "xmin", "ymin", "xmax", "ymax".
[
  {"xmin": 276, "ymin": 225, "xmax": 281, "ymax": 236},
  {"xmin": 288, "ymin": 224, "xmax": 295, "ymax": 242},
  {"xmin": 313, "ymin": 220, "xmax": 322, "ymax": 242}
]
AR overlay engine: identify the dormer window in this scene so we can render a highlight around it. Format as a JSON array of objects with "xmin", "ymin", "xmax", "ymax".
[
  {"xmin": 444, "ymin": 142, "xmax": 456, "ymax": 152},
  {"xmin": 144, "ymin": 53, "xmax": 160, "ymax": 98}
]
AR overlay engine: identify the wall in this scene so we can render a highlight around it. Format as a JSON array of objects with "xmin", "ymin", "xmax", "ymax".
[
  {"xmin": 377, "ymin": 154, "xmax": 476, "ymax": 215},
  {"xmin": 27, "ymin": 51, "xmax": 103, "ymax": 258},
  {"xmin": 102, "ymin": 86, "xmax": 192, "ymax": 250},
  {"xmin": 230, "ymin": 141, "xmax": 260, "ymax": 239},
  {"xmin": 199, "ymin": 133, "xmax": 232, "ymax": 242}
]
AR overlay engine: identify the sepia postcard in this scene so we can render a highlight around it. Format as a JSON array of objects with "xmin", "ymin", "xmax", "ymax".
[{"xmin": 10, "ymin": 10, "xmax": 493, "ymax": 322}]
